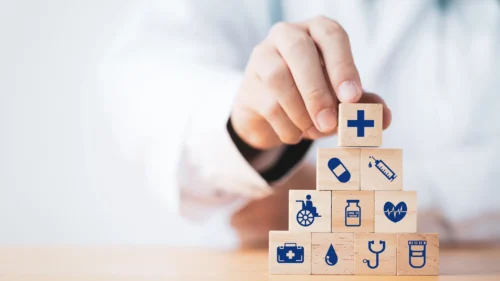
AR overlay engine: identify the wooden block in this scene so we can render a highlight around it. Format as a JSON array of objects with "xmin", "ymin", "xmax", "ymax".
[
  {"xmin": 269, "ymin": 231, "xmax": 311, "ymax": 275},
  {"xmin": 397, "ymin": 233, "xmax": 439, "ymax": 276},
  {"xmin": 316, "ymin": 148, "xmax": 360, "ymax": 191},
  {"xmin": 338, "ymin": 103, "xmax": 383, "ymax": 147},
  {"xmin": 289, "ymin": 190, "xmax": 331, "ymax": 233},
  {"xmin": 374, "ymin": 191, "xmax": 417, "ymax": 233},
  {"xmin": 312, "ymin": 233, "xmax": 354, "ymax": 275},
  {"xmin": 360, "ymin": 148, "xmax": 403, "ymax": 191},
  {"xmin": 331, "ymin": 191, "xmax": 374, "ymax": 233},
  {"xmin": 354, "ymin": 233, "xmax": 397, "ymax": 275}
]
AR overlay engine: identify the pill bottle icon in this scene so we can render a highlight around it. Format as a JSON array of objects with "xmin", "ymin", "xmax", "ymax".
[
  {"xmin": 328, "ymin": 157, "xmax": 351, "ymax": 183},
  {"xmin": 408, "ymin": 240, "xmax": 427, "ymax": 268},
  {"xmin": 345, "ymin": 200, "xmax": 361, "ymax": 227}
]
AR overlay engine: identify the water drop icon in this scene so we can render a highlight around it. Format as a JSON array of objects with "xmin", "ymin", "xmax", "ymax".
[
  {"xmin": 368, "ymin": 161, "xmax": 373, "ymax": 168},
  {"xmin": 325, "ymin": 244, "xmax": 338, "ymax": 266}
]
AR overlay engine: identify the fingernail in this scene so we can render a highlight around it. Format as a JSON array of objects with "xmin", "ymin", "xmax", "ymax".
[
  {"xmin": 338, "ymin": 81, "xmax": 360, "ymax": 102},
  {"xmin": 316, "ymin": 108, "xmax": 337, "ymax": 132}
]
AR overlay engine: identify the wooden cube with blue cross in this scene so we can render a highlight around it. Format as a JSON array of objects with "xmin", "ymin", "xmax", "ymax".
[{"xmin": 338, "ymin": 103, "xmax": 383, "ymax": 147}]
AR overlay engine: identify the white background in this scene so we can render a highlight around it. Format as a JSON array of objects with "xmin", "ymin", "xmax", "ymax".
[{"xmin": 0, "ymin": 0, "xmax": 226, "ymax": 245}]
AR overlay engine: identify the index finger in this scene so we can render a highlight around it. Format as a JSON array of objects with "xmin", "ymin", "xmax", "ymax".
[
  {"xmin": 269, "ymin": 23, "xmax": 338, "ymax": 133},
  {"xmin": 304, "ymin": 16, "xmax": 363, "ymax": 103}
]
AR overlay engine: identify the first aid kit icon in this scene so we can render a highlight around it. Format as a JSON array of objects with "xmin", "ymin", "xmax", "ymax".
[{"xmin": 277, "ymin": 243, "xmax": 305, "ymax": 264}]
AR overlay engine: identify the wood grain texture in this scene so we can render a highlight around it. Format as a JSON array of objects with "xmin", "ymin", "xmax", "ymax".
[
  {"xmin": 269, "ymin": 231, "xmax": 311, "ymax": 275},
  {"xmin": 331, "ymin": 191, "xmax": 374, "ymax": 233},
  {"xmin": 311, "ymin": 233, "xmax": 354, "ymax": 275},
  {"xmin": 338, "ymin": 103, "xmax": 383, "ymax": 147},
  {"xmin": 397, "ymin": 233, "xmax": 440, "ymax": 276},
  {"xmin": 354, "ymin": 233, "xmax": 397, "ymax": 275},
  {"xmin": 289, "ymin": 190, "xmax": 331, "ymax": 233},
  {"xmin": 316, "ymin": 148, "xmax": 360, "ymax": 191},
  {"xmin": 0, "ymin": 247, "xmax": 499, "ymax": 280},
  {"xmin": 375, "ymin": 191, "xmax": 417, "ymax": 233},
  {"xmin": 360, "ymin": 148, "xmax": 403, "ymax": 191}
]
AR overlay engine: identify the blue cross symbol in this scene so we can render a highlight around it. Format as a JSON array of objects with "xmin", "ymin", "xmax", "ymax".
[{"xmin": 347, "ymin": 110, "xmax": 374, "ymax": 137}]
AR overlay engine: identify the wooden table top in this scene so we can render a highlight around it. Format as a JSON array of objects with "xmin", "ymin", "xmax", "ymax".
[{"xmin": 0, "ymin": 246, "xmax": 499, "ymax": 280}]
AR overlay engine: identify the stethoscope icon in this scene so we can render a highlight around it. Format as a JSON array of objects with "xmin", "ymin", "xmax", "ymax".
[{"xmin": 363, "ymin": 240, "xmax": 386, "ymax": 269}]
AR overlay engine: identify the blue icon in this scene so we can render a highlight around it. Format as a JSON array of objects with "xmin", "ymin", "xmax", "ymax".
[
  {"xmin": 363, "ymin": 240, "xmax": 386, "ymax": 269},
  {"xmin": 296, "ymin": 194, "xmax": 321, "ymax": 227},
  {"xmin": 325, "ymin": 244, "xmax": 338, "ymax": 266},
  {"xmin": 384, "ymin": 201, "xmax": 407, "ymax": 223},
  {"xmin": 277, "ymin": 243, "xmax": 304, "ymax": 263},
  {"xmin": 347, "ymin": 110, "xmax": 374, "ymax": 137},
  {"xmin": 345, "ymin": 200, "xmax": 361, "ymax": 227},
  {"xmin": 409, "ymin": 240, "xmax": 427, "ymax": 268},
  {"xmin": 328, "ymin": 157, "xmax": 351, "ymax": 183},
  {"xmin": 369, "ymin": 156, "xmax": 397, "ymax": 182}
]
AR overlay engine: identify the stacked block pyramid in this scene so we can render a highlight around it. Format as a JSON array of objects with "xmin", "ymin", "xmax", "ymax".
[{"xmin": 269, "ymin": 103, "xmax": 439, "ymax": 276}]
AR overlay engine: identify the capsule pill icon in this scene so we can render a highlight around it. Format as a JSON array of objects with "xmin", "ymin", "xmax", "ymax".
[{"xmin": 328, "ymin": 157, "xmax": 351, "ymax": 183}]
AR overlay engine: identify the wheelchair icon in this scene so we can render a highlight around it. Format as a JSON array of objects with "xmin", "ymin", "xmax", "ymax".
[{"xmin": 296, "ymin": 194, "xmax": 321, "ymax": 227}]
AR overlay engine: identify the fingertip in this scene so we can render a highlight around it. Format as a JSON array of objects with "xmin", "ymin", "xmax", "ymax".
[
  {"xmin": 281, "ymin": 134, "xmax": 303, "ymax": 145},
  {"xmin": 337, "ymin": 81, "xmax": 362, "ymax": 103},
  {"xmin": 315, "ymin": 108, "xmax": 338, "ymax": 133},
  {"xmin": 303, "ymin": 126, "xmax": 323, "ymax": 139},
  {"xmin": 382, "ymin": 105, "xmax": 392, "ymax": 130}
]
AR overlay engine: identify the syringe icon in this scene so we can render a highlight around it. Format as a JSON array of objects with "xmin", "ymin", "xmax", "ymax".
[{"xmin": 369, "ymin": 156, "xmax": 397, "ymax": 182}]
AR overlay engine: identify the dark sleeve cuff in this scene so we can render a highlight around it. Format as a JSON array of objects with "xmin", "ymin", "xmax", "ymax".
[{"xmin": 227, "ymin": 118, "xmax": 313, "ymax": 184}]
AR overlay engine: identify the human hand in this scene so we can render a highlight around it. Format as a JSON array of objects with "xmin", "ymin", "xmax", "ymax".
[{"xmin": 231, "ymin": 16, "xmax": 391, "ymax": 149}]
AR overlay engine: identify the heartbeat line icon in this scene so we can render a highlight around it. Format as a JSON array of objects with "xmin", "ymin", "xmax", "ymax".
[
  {"xmin": 384, "ymin": 206, "xmax": 406, "ymax": 216},
  {"xmin": 383, "ymin": 202, "xmax": 408, "ymax": 223}
]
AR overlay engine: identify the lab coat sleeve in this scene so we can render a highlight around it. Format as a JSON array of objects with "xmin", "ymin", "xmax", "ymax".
[{"xmin": 98, "ymin": 0, "xmax": 305, "ymax": 220}]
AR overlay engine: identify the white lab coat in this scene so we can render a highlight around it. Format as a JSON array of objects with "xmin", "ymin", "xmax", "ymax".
[{"xmin": 99, "ymin": 0, "xmax": 500, "ymax": 247}]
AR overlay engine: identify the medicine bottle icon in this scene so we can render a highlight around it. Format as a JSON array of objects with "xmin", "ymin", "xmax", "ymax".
[
  {"xmin": 408, "ymin": 240, "xmax": 427, "ymax": 268},
  {"xmin": 345, "ymin": 200, "xmax": 361, "ymax": 227}
]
